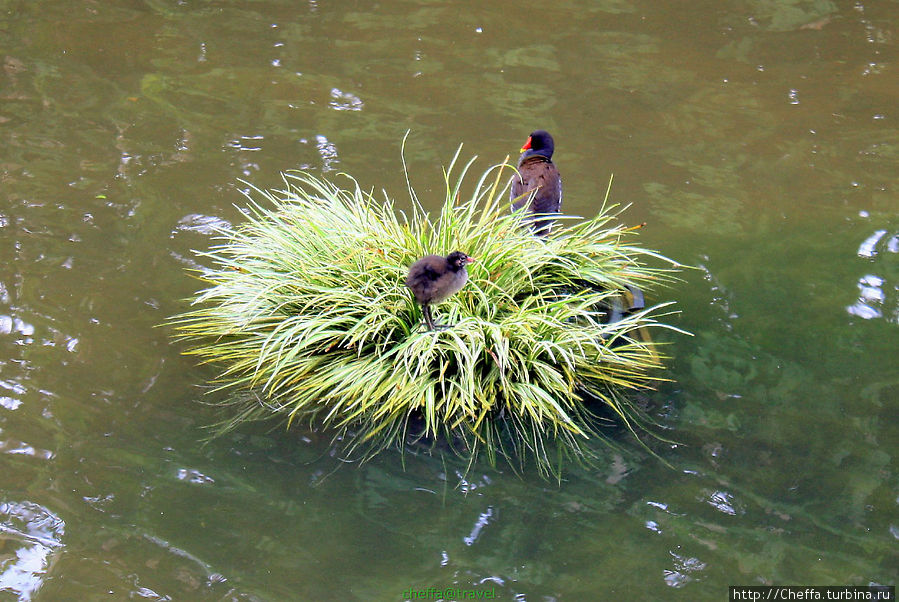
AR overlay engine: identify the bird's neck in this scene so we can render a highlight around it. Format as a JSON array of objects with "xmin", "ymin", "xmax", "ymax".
[{"xmin": 519, "ymin": 151, "xmax": 552, "ymax": 165}]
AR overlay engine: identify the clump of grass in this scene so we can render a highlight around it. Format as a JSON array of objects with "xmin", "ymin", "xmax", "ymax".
[{"xmin": 171, "ymin": 146, "xmax": 684, "ymax": 477}]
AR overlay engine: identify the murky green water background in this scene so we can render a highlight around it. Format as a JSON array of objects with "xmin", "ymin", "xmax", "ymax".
[{"xmin": 1, "ymin": 0, "xmax": 897, "ymax": 599}]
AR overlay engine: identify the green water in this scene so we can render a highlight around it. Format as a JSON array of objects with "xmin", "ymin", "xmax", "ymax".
[{"xmin": 1, "ymin": 0, "xmax": 896, "ymax": 599}]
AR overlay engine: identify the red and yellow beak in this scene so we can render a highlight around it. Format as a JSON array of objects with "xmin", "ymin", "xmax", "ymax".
[{"xmin": 520, "ymin": 136, "xmax": 533, "ymax": 153}]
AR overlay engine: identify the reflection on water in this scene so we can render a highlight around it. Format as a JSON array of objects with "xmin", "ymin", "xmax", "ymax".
[
  {"xmin": 0, "ymin": 438, "xmax": 54, "ymax": 460},
  {"xmin": 0, "ymin": 0, "xmax": 897, "ymax": 598},
  {"xmin": 0, "ymin": 316, "xmax": 34, "ymax": 340},
  {"xmin": 857, "ymin": 229, "xmax": 888, "ymax": 258},
  {"xmin": 849, "ymin": 225, "xmax": 898, "ymax": 322},
  {"xmin": 329, "ymin": 88, "xmax": 364, "ymax": 112},
  {"xmin": 462, "ymin": 507, "xmax": 494, "ymax": 547},
  {"xmin": 0, "ymin": 501, "xmax": 65, "ymax": 601},
  {"xmin": 313, "ymin": 134, "xmax": 340, "ymax": 172},
  {"xmin": 171, "ymin": 214, "xmax": 232, "ymax": 238},
  {"xmin": 848, "ymin": 274, "xmax": 886, "ymax": 320},
  {"xmin": 704, "ymin": 490, "xmax": 740, "ymax": 516},
  {"xmin": 175, "ymin": 467, "xmax": 216, "ymax": 485},
  {"xmin": 664, "ymin": 551, "xmax": 707, "ymax": 589}
]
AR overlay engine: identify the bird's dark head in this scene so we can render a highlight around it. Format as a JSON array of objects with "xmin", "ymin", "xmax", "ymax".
[
  {"xmin": 520, "ymin": 130, "xmax": 555, "ymax": 160},
  {"xmin": 446, "ymin": 251, "xmax": 475, "ymax": 271}
]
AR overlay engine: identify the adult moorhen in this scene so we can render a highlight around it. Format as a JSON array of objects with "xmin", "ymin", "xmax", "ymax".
[
  {"xmin": 510, "ymin": 130, "xmax": 562, "ymax": 236},
  {"xmin": 511, "ymin": 129, "xmax": 647, "ymax": 330},
  {"xmin": 405, "ymin": 251, "xmax": 475, "ymax": 331}
]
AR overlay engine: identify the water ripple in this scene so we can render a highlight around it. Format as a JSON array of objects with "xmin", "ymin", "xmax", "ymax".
[
  {"xmin": 463, "ymin": 506, "xmax": 494, "ymax": 546},
  {"xmin": 0, "ymin": 501, "xmax": 65, "ymax": 601},
  {"xmin": 663, "ymin": 550, "xmax": 707, "ymax": 588},
  {"xmin": 848, "ymin": 228, "xmax": 898, "ymax": 322},
  {"xmin": 705, "ymin": 490, "xmax": 741, "ymax": 516},
  {"xmin": 0, "ymin": 314, "xmax": 34, "ymax": 338},
  {"xmin": 857, "ymin": 229, "xmax": 888, "ymax": 258},
  {"xmin": 329, "ymin": 88, "xmax": 363, "ymax": 111},
  {"xmin": 175, "ymin": 468, "xmax": 215, "ymax": 485},
  {"xmin": 171, "ymin": 214, "xmax": 231, "ymax": 237},
  {"xmin": 0, "ymin": 439, "xmax": 54, "ymax": 460},
  {"xmin": 227, "ymin": 134, "xmax": 264, "ymax": 152},
  {"xmin": 314, "ymin": 135, "xmax": 339, "ymax": 172}
]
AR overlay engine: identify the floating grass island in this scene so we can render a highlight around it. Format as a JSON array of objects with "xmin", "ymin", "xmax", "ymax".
[{"xmin": 172, "ymin": 149, "xmax": 684, "ymax": 477}]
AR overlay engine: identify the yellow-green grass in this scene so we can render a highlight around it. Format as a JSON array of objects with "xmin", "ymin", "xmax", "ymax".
[{"xmin": 171, "ymin": 148, "xmax": 685, "ymax": 477}]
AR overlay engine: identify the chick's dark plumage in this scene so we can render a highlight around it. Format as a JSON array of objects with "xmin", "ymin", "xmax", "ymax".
[
  {"xmin": 405, "ymin": 251, "xmax": 474, "ymax": 330},
  {"xmin": 511, "ymin": 130, "xmax": 562, "ymax": 236}
]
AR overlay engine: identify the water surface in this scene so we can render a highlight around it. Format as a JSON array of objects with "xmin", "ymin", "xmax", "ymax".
[{"xmin": 1, "ymin": 0, "xmax": 897, "ymax": 599}]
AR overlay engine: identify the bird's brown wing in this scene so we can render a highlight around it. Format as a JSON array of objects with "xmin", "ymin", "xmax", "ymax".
[
  {"xmin": 511, "ymin": 157, "xmax": 562, "ymax": 235},
  {"xmin": 510, "ymin": 158, "xmax": 562, "ymax": 215}
]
